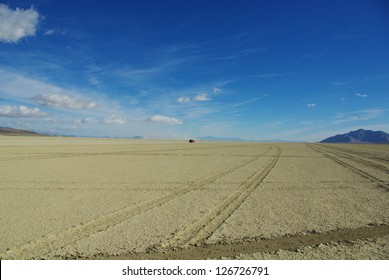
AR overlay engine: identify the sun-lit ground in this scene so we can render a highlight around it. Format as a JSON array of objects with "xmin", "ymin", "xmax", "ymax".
[{"xmin": 1, "ymin": 136, "xmax": 388, "ymax": 259}]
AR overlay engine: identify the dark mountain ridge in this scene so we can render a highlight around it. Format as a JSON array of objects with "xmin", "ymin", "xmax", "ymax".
[
  {"xmin": 320, "ymin": 129, "xmax": 389, "ymax": 144},
  {"xmin": 0, "ymin": 127, "xmax": 46, "ymax": 136}
]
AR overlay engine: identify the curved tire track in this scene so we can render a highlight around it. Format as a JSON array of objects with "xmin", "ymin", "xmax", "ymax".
[
  {"xmin": 1, "ymin": 145, "xmax": 272, "ymax": 259},
  {"xmin": 159, "ymin": 146, "xmax": 281, "ymax": 250}
]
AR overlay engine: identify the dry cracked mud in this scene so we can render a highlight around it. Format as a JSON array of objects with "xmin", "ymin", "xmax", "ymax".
[{"xmin": 1, "ymin": 136, "xmax": 388, "ymax": 260}]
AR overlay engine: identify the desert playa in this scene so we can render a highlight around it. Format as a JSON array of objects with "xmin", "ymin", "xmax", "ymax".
[{"xmin": 0, "ymin": 136, "xmax": 388, "ymax": 260}]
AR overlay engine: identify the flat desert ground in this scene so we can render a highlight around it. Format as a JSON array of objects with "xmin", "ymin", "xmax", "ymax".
[{"xmin": 0, "ymin": 136, "xmax": 388, "ymax": 260}]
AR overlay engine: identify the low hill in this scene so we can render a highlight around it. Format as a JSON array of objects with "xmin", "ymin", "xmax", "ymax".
[
  {"xmin": 320, "ymin": 129, "xmax": 389, "ymax": 144},
  {"xmin": 0, "ymin": 127, "xmax": 46, "ymax": 136}
]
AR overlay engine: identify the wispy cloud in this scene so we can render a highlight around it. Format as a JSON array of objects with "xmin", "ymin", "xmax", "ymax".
[
  {"xmin": 148, "ymin": 115, "xmax": 183, "ymax": 125},
  {"xmin": 116, "ymin": 56, "xmax": 197, "ymax": 85},
  {"xmin": 32, "ymin": 93, "xmax": 97, "ymax": 109},
  {"xmin": 0, "ymin": 105, "xmax": 46, "ymax": 118},
  {"xmin": 75, "ymin": 116, "xmax": 126, "ymax": 125},
  {"xmin": 78, "ymin": 117, "xmax": 98, "ymax": 124},
  {"xmin": 183, "ymin": 106, "xmax": 220, "ymax": 119},
  {"xmin": 252, "ymin": 73, "xmax": 287, "ymax": 79},
  {"xmin": 212, "ymin": 87, "xmax": 221, "ymax": 93},
  {"xmin": 330, "ymin": 81, "xmax": 347, "ymax": 86},
  {"xmin": 0, "ymin": 4, "xmax": 39, "ymax": 43},
  {"xmin": 44, "ymin": 29, "xmax": 56, "ymax": 36},
  {"xmin": 307, "ymin": 103, "xmax": 316, "ymax": 108},
  {"xmin": 43, "ymin": 29, "xmax": 65, "ymax": 36},
  {"xmin": 333, "ymin": 116, "xmax": 369, "ymax": 123},
  {"xmin": 362, "ymin": 109, "xmax": 385, "ymax": 118},
  {"xmin": 211, "ymin": 48, "xmax": 267, "ymax": 61},
  {"xmin": 355, "ymin": 93, "xmax": 368, "ymax": 97},
  {"xmin": 230, "ymin": 95, "xmax": 267, "ymax": 108},
  {"xmin": 333, "ymin": 109, "xmax": 384, "ymax": 123},
  {"xmin": 265, "ymin": 120, "xmax": 287, "ymax": 128},
  {"xmin": 0, "ymin": 70, "xmax": 75, "ymax": 100},
  {"xmin": 334, "ymin": 32, "xmax": 363, "ymax": 40}
]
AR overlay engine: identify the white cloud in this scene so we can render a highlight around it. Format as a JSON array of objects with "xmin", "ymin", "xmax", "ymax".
[
  {"xmin": 177, "ymin": 92, "xmax": 212, "ymax": 103},
  {"xmin": 102, "ymin": 115, "xmax": 125, "ymax": 125},
  {"xmin": 177, "ymin": 96, "xmax": 191, "ymax": 103},
  {"xmin": 306, "ymin": 103, "xmax": 316, "ymax": 108},
  {"xmin": 32, "ymin": 93, "xmax": 97, "ymax": 109},
  {"xmin": 0, "ymin": 4, "xmax": 39, "ymax": 43},
  {"xmin": 355, "ymin": 93, "xmax": 368, "ymax": 97},
  {"xmin": 194, "ymin": 93, "xmax": 210, "ymax": 101},
  {"xmin": 148, "ymin": 115, "xmax": 183, "ymax": 125},
  {"xmin": 0, "ymin": 105, "xmax": 46, "ymax": 118}
]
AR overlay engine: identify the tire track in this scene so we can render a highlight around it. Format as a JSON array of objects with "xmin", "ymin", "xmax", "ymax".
[
  {"xmin": 321, "ymin": 145, "xmax": 389, "ymax": 164},
  {"xmin": 158, "ymin": 146, "xmax": 281, "ymax": 251},
  {"xmin": 1, "ymin": 145, "xmax": 272, "ymax": 259},
  {"xmin": 308, "ymin": 144, "xmax": 389, "ymax": 191},
  {"xmin": 319, "ymin": 145, "xmax": 389, "ymax": 175}
]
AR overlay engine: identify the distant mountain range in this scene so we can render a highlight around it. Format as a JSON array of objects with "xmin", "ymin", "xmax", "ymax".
[
  {"xmin": 0, "ymin": 127, "xmax": 46, "ymax": 136},
  {"xmin": 8, "ymin": 126, "xmax": 386, "ymax": 143},
  {"xmin": 320, "ymin": 129, "xmax": 389, "ymax": 144},
  {"xmin": 200, "ymin": 136, "xmax": 296, "ymax": 142},
  {"xmin": 0, "ymin": 127, "xmax": 296, "ymax": 142},
  {"xmin": 200, "ymin": 136, "xmax": 248, "ymax": 142}
]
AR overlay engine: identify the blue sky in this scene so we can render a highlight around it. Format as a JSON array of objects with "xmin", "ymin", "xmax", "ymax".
[{"xmin": 0, "ymin": 0, "xmax": 388, "ymax": 141}]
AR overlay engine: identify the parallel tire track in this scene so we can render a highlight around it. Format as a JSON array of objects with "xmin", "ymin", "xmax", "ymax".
[
  {"xmin": 159, "ymin": 146, "xmax": 281, "ymax": 250},
  {"xmin": 1, "ymin": 146, "xmax": 272, "ymax": 259},
  {"xmin": 320, "ymin": 145, "xmax": 389, "ymax": 164},
  {"xmin": 308, "ymin": 144, "xmax": 389, "ymax": 191},
  {"xmin": 319, "ymin": 145, "xmax": 389, "ymax": 175}
]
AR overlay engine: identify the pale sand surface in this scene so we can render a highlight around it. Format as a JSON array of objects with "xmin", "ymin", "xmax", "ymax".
[
  {"xmin": 231, "ymin": 235, "xmax": 389, "ymax": 260},
  {"xmin": 0, "ymin": 137, "xmax": 388, "ymax": 259}
]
